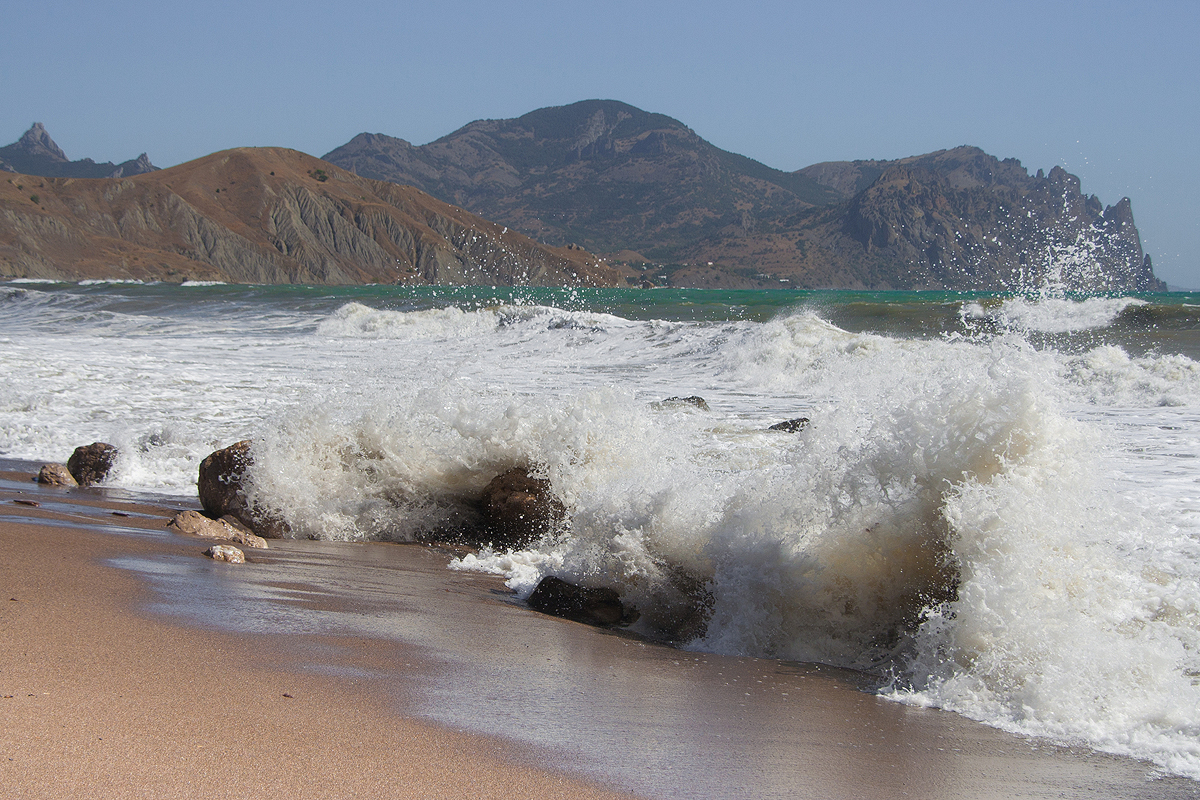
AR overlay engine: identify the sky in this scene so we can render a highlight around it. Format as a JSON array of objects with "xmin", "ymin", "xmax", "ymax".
[{"xmin": 3, "ymin": 0, "xmax": 1198, "ymax": 287}]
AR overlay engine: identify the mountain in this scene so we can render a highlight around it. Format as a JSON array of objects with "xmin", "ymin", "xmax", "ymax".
[
  {"xmin": 0, "ymin": 147, "xmax": 622, "ymax": 286},
  {"xmin": 324, "ymin": 101, "xmax": 1162, "ymax": 292},
  {"xmin": 323, "ymin": 100, "xmax": 840, "ymax": 258},
  {"xmin": 0, "ymin": 123, "xmax": 158, "ymax": 179},
  {"xmin": 676, "ymin": 146, "xmax": 1161, "ymax": 291}
]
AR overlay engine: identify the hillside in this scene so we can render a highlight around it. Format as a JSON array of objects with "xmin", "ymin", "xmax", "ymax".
[
  {"xmin": 0, "ymin": 147, "xmax": 622, "ymax": 286},
  {"xmin": 325, "ymin": 101, "xmax": 1162, "ymax": 292}
]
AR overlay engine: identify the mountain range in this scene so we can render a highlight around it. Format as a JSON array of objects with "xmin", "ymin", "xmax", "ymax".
[
  {"xmin": 323, "ymin": 100, "xmax": 1161, "ymax": 292},
  {"xmin": 0, "ymin": 105, "xmax": 1165, "ymax": 290},
  {"xmin": 0, "ymin": 123, "xmax": 158, "ymax": 179}
]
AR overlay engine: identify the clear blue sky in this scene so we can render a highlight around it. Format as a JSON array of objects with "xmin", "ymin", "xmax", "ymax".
[{"xmin": 3, "ymin": 0, "xmax": 1197, "ymax": 287}]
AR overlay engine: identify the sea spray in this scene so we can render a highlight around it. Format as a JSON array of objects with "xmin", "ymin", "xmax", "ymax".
[{"xmin": 4, "ymin": 281, "xmax": 1200, "ymax": 779}]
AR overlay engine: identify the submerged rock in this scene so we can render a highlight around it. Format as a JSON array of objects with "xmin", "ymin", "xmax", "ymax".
[
  {"xmin": 36, "ymin": 463, "xmax": 77, "ymax": 487},
  {"xmin": 768, "ymin": 417, "xmax": 809, "ymax": 433},
  {"xmin": 659, "ymin": 395, "xmax": 709, "ymax": 411},
  {"xmin": 479, "ymin": 467, "xmax": 567, "ymax": 548},
  {"xmin": 205, "ymin": 544, "xmax": 245, "ymax": 563},
  {"xmin": 197, "ymin": 441, "xmax": 287, "ymax": 538},
  {"xmin": 67, "ymin": 442, "xmax": 117, "ymax": 486},
  {"xmin": 527, "ymin": 576, "xmax": 627, "ymax": 626},
  {"xmin": 167, "ymin": 510, "xmax": 268, "ymax": 549}
]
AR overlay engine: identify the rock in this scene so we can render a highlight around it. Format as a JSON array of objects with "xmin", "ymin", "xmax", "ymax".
[
  {"xmin": 205, "ymin": 544, "xmax": 245, "ymax": 564},
  {"xmin": 479, "ymin": 467, "xmax": 567, "ymax": 548},
  {"xmin": 660, "ymin": 396, "xmax": 709, "ymax": 411},
  {"xmin": 167, "ymin": 510, "xmax": 268, "ymax": 549},
  {"xmin": 36, "ymin": 463, "xmax": 77, "ymax": 487},
  {"xmin": 198, "ymin": 441, "xmax": 252, "ymax": 517},
  {"xmin": 527, "ymin": 576, "xmax": 626, "ymax": 626},
  {"xmin": 768, "ymin": 418, "xmax": 809, "ymax": 433},
  {"xmin": 67, "ymin": 442, "xmax": 117, "ymax": 486},
  {"xmin": 197, "ymin": 441, "xmax": 287, "ymax": 538}
]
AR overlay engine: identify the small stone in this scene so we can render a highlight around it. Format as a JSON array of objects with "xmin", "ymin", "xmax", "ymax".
[
  {"xmin": 67, "ymin": 443, "xmax": 117, "ymax": 486},
  {"xmin": 205, "ymin": 544, "xmax": 245, "ymax": 563},
  {"xmin": 36, "ymin": 464, "xmax": 77, "ymax": 487},
  {"xmin": 768, "ymin": 418, "xmax": 809, "ymax": 433}
]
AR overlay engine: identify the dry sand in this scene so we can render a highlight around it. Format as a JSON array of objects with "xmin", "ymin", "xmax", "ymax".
[{"xmin": 1, "ymin": 467, "xmax": 1197, "ymax": 800}]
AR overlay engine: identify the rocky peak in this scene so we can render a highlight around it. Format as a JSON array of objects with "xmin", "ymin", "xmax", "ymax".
[
  {"xmin": 0, "ymin": 124, "xmax": 157, "ymax": 179},
  {"xmin": 14, "ymin": 122, "xmax": 68, "ymax": 162}
]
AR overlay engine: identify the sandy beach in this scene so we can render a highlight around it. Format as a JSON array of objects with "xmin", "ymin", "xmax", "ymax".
[{"xmin": 2, "ymin": 462, "xmax": 1197, "ymax": 800}]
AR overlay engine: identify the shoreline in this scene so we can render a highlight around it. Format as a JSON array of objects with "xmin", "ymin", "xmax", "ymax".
[{"xmin": 2, "ymin": 463, "xmax": 1198, "ymax": 799}]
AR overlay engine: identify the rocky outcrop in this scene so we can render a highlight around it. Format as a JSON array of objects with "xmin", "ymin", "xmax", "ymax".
[
  {"xmin": 478, "ymin": 467, "xmax": 567, "ymax": 548},
  {"xmin": 526, "ymin": 576, "xmax": 627, "ymax": 626},
  {"xmin": 36, "ymin": 463, "xmax": 77, "ymax": 486},
  {"xmin": 0, "ymin": 146, "xmax": 623, "ymax": 286},
  {"xmin": 768, "ymin": 418, "xmax": 809, "ymax": 433},
  {"xmin": 0, "ymin": 124, "xmax": 158, "ymax": 179},
  {"xmin": 67, "ymin": 442, "xmax": 117, "ymax": 487}
]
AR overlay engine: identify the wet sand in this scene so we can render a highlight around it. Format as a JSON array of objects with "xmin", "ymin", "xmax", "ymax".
[{"xmin": 2, "ymin": 465, "xmax": 1197, "ymax": 799}]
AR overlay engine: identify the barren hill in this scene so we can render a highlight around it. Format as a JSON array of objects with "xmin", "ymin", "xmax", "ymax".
[{"xmin": 0, "ymin": 147, "xmax": 622, "ymax": 286}]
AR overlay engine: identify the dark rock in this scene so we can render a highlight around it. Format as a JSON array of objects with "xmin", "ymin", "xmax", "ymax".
[
  {"xmin": 479, "ymin": 467, "xmax": 567, "ymax": 548},
  {"xmin": 36, "ymin": 463, "xmax": 77, "ymax": 487},
  {"xmin": 198, "ymin": 441, "xmax": 252, "ymax": 519},
  {"xmin": 661, "ymin": 396, "xmax": 709, "ymax": 411},
  {"xmin": 197, "ymin": 441, "xmax": 287, "ymax": 538},
  {"xmin": 527, "ymin": 576, "xmax": 626, "ymax": 626},
  {"xmin": 768, "ymin": 418, "xmax": 809, "ymax": 433},
  {"xmin": 67, "ymin": 442, "xmax": 117, "ymax": 486}
]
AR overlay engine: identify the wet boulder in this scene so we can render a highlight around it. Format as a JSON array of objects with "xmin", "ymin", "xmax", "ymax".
[
  {"xmin": 527, "ymin": 576, "xmax": 627, "ymax": 626},
  {"xmin": 197, "ymin": 441, "xmax": 287, "ymax": 538},
  {"xmin": 768, "ymin": 418, "xmax": 809, "ymax": 433},
  {"xmin": 36, "ymin": 463, "xmax": 77, "ymax": 487},
  {"xmin": 67, "ymin": 442, "xmax": 117, "ymax": 486},
  {"xmin": 479, "ymin": 467, "xmax": 567, "ymax": 548}
]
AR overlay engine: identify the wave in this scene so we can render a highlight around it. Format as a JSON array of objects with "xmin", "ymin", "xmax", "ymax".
[{"xmin": 4, "ymin": 284, "xmax": 1200, "ymax": 778}]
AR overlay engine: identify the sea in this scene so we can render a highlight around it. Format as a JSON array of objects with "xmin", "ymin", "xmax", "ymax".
[{"xmin": 2, "ymin": 278, "xmax": 1199, "ymax": 780}]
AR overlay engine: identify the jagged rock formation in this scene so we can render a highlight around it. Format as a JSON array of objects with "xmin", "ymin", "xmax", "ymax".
[
  {"xmin": 0, "ymin": 147, "xmax": 623, "ymax": 286},
  {"xmin": 0, "ymin": 123, "xmax": 158, "ymax": 179},
  {"xmin": 325, "ymin": 101, "xmax": 1163, "ymax": 292}
]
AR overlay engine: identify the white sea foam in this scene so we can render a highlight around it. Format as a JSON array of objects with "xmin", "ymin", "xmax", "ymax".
[
  {"xmin": 2, "ymin": 286, "xmax": 1199, "ymax": 779},
  {"xmin": 963, "ymin": 295, "xmax": 1147, "ymax": 333}
]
